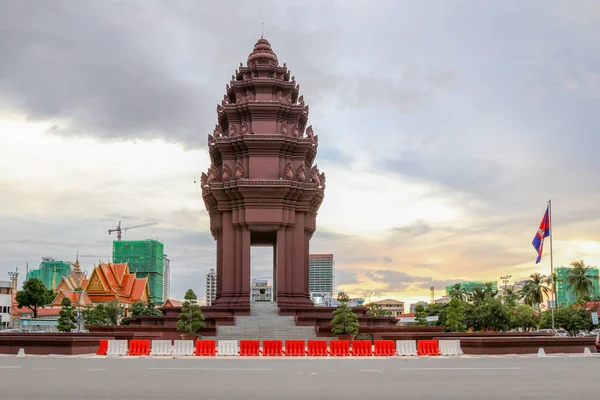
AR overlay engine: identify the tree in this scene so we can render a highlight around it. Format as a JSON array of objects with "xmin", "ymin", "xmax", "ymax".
[
  {"xmin": 57, "ymin": 297, "xmax": 77, "ymax": 332},
  {"xmin": 483, "ymin": 282, "xmax": 498, "ymax": 298},
  {"xmin": 104, "ymin": 301, "xmax": 123, "ymax": 325},
  {"xmin": 331, "ymin": 306, "xmax": 359, "ymax": 336},
  {"xmin": 445, "ymin": 298, "xmax": 466, "ymax": 332},
  {"xmin": 426, "ymin": 302, "xmax": 449, "ymax": 327},
  {"xmin": 144, "ymin": 299, "xmax": 163, "ymax": 316},
  {"xmin": 177, "ymin": 289, "xmax": 206, "ymax": 335},
  {"xmin": 365, "ymin": 303, "xmax": 393, "ymax": 317},
  {"xmin": 502, "ymin": 288, "xmax": 519, "ymax": 308},
  {"xmin": 414, "ymin": 304, "xmax": 428, "ymax": 326},
  {"xmin": 330, "ymin": 292, "xmax": 359, "ymax": 336},
  {"xmin": 566, "ymin": 260, "xmax": 595, "ymax": 300},
  {"xmin": 448, "ymin": 284, "xmax": 467, "ymax": 301},
  {"xmin": 518, "ymin": 273, "xmax": 549, "ymax": 310},
  {"xmin": 130, "ymin": 301, "xmax": 147, "ymax": 317},
  {"xmin": 509, "ymin": 304, "xmax": 539, "ymax": 332},
  {"xmin": 465, "ymin": 297, "xmax": 510, "ymax": 332},
  {"xmin": 539, "ymin": 305, "xmax": 593, "ymax": 336},
  {"xmin": 16, "ymin": 278, "xmax": 54, "ymax": 318},
  {"xmin": 82, "ymin": 305, "xmax": 108, "ymax": 325},
  {"xmin": 130, "ymin": 299, "xmax": 163, "ymax": 317}
]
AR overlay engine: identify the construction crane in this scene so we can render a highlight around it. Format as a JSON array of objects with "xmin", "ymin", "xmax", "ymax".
[{"xmin": 108, "ymin": 221, "xmax": 158, "ymax": 241}]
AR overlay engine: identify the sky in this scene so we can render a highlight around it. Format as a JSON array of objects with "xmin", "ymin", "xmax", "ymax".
[{"xmin": 1, "ymin": 0, "xmax": 600, "ymax": 305}]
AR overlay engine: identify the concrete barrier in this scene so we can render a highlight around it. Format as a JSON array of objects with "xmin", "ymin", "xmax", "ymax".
[
  {"xmin": 396, "ymin": 340, "xmax": 417, "ymax": 356},
  {"xmin": 151, "ymin": 340, "xmax": 172, "ymax": 356},
  {"xmin": 217, "ymin": 340, "xmax": 239, "ymax": 356},
  {"xmin": 537, "ymin": 348, "xmax": 546, "ymax": 357},
  {"xmin": 107, "ymin": 340, "xmax": 128, "ymax": 356},
  {"xmin": 173, "ymin": 340, "xmax": 195, "ymax": 356},
  {"xmin": 439, "ymin": 340, "xmax": 463, "ymax": 356}
]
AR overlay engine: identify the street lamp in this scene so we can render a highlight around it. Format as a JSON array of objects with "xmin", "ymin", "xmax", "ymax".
[
  {"xmin": 76, "ymin": 289, "xmax": 86, "ymax": 333},
  {"xmin": 500, "ymin": 275, "xmax": 512, "ymax": 292},
  {"xmin": 189, "ymin": 298, "xmax": 197, "ymax": 334}
]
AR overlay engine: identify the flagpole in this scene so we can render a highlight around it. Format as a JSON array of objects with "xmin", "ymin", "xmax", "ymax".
[{"xmin": 548, "ymin": 199, "xmax": 555, "ymax": 331}]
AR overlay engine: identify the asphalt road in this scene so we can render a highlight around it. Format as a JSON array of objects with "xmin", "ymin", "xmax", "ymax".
[{"xmin": 0, "ymin": 355, "xmax": 598, "ymax": 400}]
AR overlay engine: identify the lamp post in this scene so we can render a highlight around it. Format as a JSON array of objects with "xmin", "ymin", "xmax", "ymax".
[
  {"xmin": 500, "ymin": 275, "xmax": 512, "ymax": 292},
  {"xmin": 76, "ymin": 289, "xmax": 86, "ymax": 333},
  {"xmin": 189, "ymin": 298, "xmax": 197, "ymax": 335}
]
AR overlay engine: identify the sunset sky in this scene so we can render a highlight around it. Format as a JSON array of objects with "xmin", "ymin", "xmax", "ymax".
[{"xmin": 1, "ymin": 1, "xmax": 600, "ymax": 305}]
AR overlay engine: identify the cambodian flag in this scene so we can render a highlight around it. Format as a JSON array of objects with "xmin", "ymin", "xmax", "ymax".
[{"xmin": 532, "ymin": 207, "xmax": 550, "ymax": 264}]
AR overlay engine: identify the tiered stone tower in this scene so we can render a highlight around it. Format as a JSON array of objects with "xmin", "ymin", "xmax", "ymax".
[{"xmin": 201, "ymin": 38, "xmax": 326, "ymax": 310}]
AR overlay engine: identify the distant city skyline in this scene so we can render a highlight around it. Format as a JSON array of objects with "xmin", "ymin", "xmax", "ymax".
[{"xmin": 2, "ymin": 1, "xmax": 600, "ymax": 304}]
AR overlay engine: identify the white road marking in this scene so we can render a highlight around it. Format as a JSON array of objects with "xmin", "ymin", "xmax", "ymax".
[
  {"xmin": 146, "ymin": 367, "xmax": 273, "ymax": 371},
  {"xmin": 359, "ymin": 369, "xmax": 382, "ymax": 372},
  {"xmin": 398, "ymin": 367, "xmax": 524, "ymax": 371},
  {"xmin": 0, "ymin": 366, "xmax": 22, "ymax": 369}
]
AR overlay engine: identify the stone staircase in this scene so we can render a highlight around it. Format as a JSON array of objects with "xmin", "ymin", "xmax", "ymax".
[{"xmin": 214, "ymin": 302, "xmax": 317, "ymax": 341}]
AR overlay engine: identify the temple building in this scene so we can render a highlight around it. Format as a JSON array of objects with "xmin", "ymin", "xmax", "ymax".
[
  {"xmin": 51, "ymin": 257, "xmax": 92, "ymax": 307},
  {"xmin": 51, "ymin": 260, "xmax": 150, "ymax": 310}
]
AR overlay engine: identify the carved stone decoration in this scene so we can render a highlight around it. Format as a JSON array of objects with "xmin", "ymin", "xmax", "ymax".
[
  {"xmin": 217, "ymin": 104, "xmax": 223, "ymax": 113},
  {"xmin": 229, "ymin": 124, "xmax": 237, "ymax": 137},
  {"xmin": 299, "ymin": 95, "xmax": 304, "ymax": 106},
  {"xmin": 222, "ymin": 164, "xmax": 233, "ymax": 181},
  {"xmin": 294, "ymin": 164, "xmax": 306, "ymax": 182},
  {"xmin": 280, "ymin": 120, "xmax": 287, "ymax": 135},
  {"xmin": 200, "ymin": 172, "xmax": 208, "ymax": 187},
  {"xmin": 241, "ymin": 122, "xmax": 249, "ymax": 135},
  {"xmin": 305, "ymin": 125, "xmax": 314, "ymax": 141},
  {"xmin": 223, "ymin": 94, "xmax": 229, "ymax": 104},
  {"xmin": 208, "ymin": 134, "xmax": 214, "ymax": 146},
  {"xmin": 309, "ymin": 165, "xmax": 320, "ymax": 186},
  {"xmin": 292, "ymin": 124, "xmax": 299, "ymax": 138},
  {"xmin": 207, "ymin": 165, "xmax": 218, "ymax": 184},
  {"xmin": 276, "ymin": 91, "xmax": 283, "ymax": 102},
  {"xmin": 246, "ymin": 90, "xmax": 254, "ymax": 101},
  {"xmin": 214, "ymin": 124, "xmax": 222, "ymax": 137},
  {"xmin": 283, "ymin": 161, "xmax": 293, "ymax": 180},
  {"xmin": 235, "ymin": 161, "xmax": 246, "ymax": 180},
  {"xmin": 318, "ymin": 172, "xmax": 326, "ymax": 189},
  {"xmin": 286, "ymin": 93, "xmax": 292, "ymax": 103}
]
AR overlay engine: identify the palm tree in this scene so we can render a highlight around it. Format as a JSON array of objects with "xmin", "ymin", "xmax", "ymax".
[
  {"xmin": 566, "ymin": 260, "xmax": 595, "ymax": 300},
  {"xmin": 503, "ymin": 288, "xmax": 519, "ymax": 307},
  {"xmin": 518, "ymin": 273, "xmax": 549, "ymax": 311},
  {"xmin": 448, "ymin": 284, "xmax": 467, "ymax": 301},
  {"xmin": 483, "ymin": 282, "xmax": 498, "ymax": 298},
  {"xmin": 544, "ymin": 272, "xmax": 557, "ymax": 308},
  {"xmin": 468, "ymin": 287, "xmax": 486, "ymax": 303}
]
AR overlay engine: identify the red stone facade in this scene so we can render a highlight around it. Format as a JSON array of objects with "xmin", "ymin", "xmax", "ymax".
[{"xmin": 201, "ymin": 38, "xmax": 325, "ymax": 308}]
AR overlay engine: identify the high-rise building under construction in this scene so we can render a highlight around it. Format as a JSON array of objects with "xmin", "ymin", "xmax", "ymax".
[
  {"xmin": 112, "ymin": 240, "xmax": 164, "ymax": 303},
  {"xmin": 26, "ymin": 258, "xmax": 72, "ymax": 291}
]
